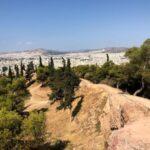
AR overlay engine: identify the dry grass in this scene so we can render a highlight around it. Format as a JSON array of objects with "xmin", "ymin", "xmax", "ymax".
[{"xmin": 25, "ymin": 79, "xmax": 150, "ymax": 150}]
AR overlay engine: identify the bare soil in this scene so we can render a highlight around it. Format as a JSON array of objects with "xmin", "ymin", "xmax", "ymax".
[{"xmin": 25, "ymin": 79, "xmax": 150, "ymax": 150}]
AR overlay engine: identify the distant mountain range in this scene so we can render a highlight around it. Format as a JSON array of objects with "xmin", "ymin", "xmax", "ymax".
[
  {"xmin": 26, "ymin": 47, "xmax": 128, "ymax": 54},
  {"xmin": 0, "ymin": 47, "xmax": 128, "ymax": 55}
]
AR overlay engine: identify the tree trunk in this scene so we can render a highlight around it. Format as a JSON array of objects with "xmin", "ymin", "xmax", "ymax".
[
  {"xmin": 116, "ymin": 82, "xmax": 120, "ymax": 89},
  {"xmin": 134, "ymin": 78, "xmax": 144, "ymax": 96}
]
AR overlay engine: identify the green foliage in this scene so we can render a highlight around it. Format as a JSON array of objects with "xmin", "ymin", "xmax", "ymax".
[
  {"xmin": 0, "ymin": 77, "xmax": 28, "ymax": 112},
  {"xmin": 0, "ymin": 61, "xmax": 47, "ymax": 149},
  {"xmin": 25, "ymin": 61, "xmax": 35, "ymax": 81},
  {"xmin": 0, "ymin": 109, "xmax": 22, "ymax": 135},
  {"xmin": 9, "ymin": 77, "xmax": 27, "ymax": 92},
  {"xmin": 99, "ymin": 61, "xmax": 115, "ymax": 81},
  {"xmin": 0, "ymin": 109, "xmax": 46, "ymax": 149},
  {"xmin": 14, "ymin": 64, "xmax": 19, "ymax": 78},
  {"xmin": 73, "ymin": 65, "xmax": 90, "ymax": 78},
  {"xmin": 73, "ymin": 65, "xmax": 101, "ymax": 83},
  {"xmin": 2, "ymin": 66, "xmax": 7, "ymax": 75},
  {"xmin": 49, "ymin": 58, "xmax": 80, "ymax": 111},
  {"xmin": 124, "ymin": 40, "xmax": 150, "ymax": 97},
  {"xmin": 0, "ymin": 129, "xmax": 13, "ymax": 149},
  {"xmin": 37, "ymin": 57, "xmax": 55, "ymax": 85},
  {"xmin": 8, "ymin": 66, "xmax": 13, "ymax": 82},
  {"xmin": 73, "ymin": 62, "xmax": 115, "ymax": 84},
  {"xmin": 0, "ymin": 76, "xmax": 11, "ymax": 96},
  {"xmin": 20, "ymin": 60, "xmax": 25, "ymax": 76},
  {"xmin": 143, "ymin": 39, "xmax": 150, "ymax": 46},
  {"xmin": 73, "ymin": 39, "xmax": 150, "ymax": 98},
  {"xmin": 22, "ymin": 111, "xmax": 45, "ymax": 143},
  {"xmin": 49, "ymin": 57, "xmax": 54, "ymax": 70},
  {"xmin": 0, "ymin": 109, "xmax": 22, "ymax": 149},
  {"xmin": 37, "ymin": 66, "xmax": 50, "ymax": 83}
]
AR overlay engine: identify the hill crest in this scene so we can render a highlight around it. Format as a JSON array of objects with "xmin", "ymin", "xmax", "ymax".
[{"xmin": 25, "ymin": 79, "xmax": 150, "ymax": 150}]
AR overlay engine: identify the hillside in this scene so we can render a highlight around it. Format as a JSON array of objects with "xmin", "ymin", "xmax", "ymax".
[{"xmin": 25, "ymin": 79, "xmax": 150, "ymax": 150}]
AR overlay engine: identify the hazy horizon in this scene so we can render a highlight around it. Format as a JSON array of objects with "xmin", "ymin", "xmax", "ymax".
[
  {"xmin": 0, "ymin": 0, "xmax": 150, "ymax": 51},
  {"xmin": 0, "ymin": 46, "xmax": 130, "ymax": 53}
]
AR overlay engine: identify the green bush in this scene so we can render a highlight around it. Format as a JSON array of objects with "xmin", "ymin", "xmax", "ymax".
[{"xmin": 21, "ymin": 111, "xmax": 45, "ymax": 146}]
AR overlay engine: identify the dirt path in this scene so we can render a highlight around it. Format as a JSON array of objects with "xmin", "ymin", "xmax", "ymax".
[{"xmin": 25, "ymin": 82, "xmax": 51, "ymax": 111}]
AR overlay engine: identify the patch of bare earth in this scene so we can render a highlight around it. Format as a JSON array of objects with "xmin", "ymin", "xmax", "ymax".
[
  {"xmin": 25, "ymin": 82, "xmax": 51, "ymax": 111},
  {"xmin": 25, "ymin": 79, "xmax": 150, "ymax": 150}
]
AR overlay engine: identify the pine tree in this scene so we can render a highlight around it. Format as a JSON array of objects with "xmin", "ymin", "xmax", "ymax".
[{"xmin": 2, "ymin": 66, "xmax": 7, "ymax": 76}]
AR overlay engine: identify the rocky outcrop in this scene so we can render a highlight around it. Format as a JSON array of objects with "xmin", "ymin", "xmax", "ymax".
[
  {"xmin": 26, "ymin": 79, "xmax": 150, "ymax": 150},
  {"xmin": 107, "ymin": 117, "xmax": 150, "ymax": 150}
]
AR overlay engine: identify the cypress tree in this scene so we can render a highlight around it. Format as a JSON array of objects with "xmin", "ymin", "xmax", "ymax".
[
  {"xmin": 50, "ymin": 57, "xmax": 54, "ymax": 69},
  {"xmin": 20, "ymin": 60, "xmax": 25, "ymax": 76},
  {"xmin": 14, "ymin": 64, "xmax": 19, "ymax": 78},
  {"xmin": 39, "ymin": 56, "xmax": 43, "ymax": 67},
  {"xmin": 29, "ymin": 61, "xmax": 34, "ymax": 72},
  {"xmin": 67, "ymin": 58, "xmax": 71, "ymax": 70},
  {"xmin": 48, "ymin": 57, "xmax": 55, "ymax": 77},
  {"xmin": 8, "ymin": 66, "xmax": 13, "ymax": 82},
  {"xmin": 106, "ymin": 54, "xmax": 109, "ymax": 62},
  {"xmin": 62, "ymin": 57, "xmax": 66, "ymax": 69},
  {"xmin": 25, "ymin": 61, "xmax": 34, "ymax": 81}
]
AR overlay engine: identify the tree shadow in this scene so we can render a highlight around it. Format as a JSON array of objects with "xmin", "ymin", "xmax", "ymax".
[
  {"xmin": 71, "ymin": 95, "xmax": 84, "ymax": 119},
  {"xmin": 31, "ymin": 140, "xmax": 70, "ymax": 150},
  {"xmin": 49, "ymin": 140, "xmax": 70, "ymax": 150},
  {"xmin": 37, "ymin": 108, "xmax": 48, "ymax": 113},
  {"xmin": 22, "ymin": 106, "xmax": 48, "ymax": 117},
  {"xmin": 26, "ymin": 79, "xmax": 36, "ymax": 88}
]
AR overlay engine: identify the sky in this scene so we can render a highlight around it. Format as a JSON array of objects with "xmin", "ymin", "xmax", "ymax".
[{"xmin": 0, "ymin": 0, "xmax": 150, "ymax": 51}]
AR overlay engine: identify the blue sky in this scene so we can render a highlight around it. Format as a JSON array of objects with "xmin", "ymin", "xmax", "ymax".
[{"xmin": 0, "ymin": 0, "xmax": 150, "ymax": 51}]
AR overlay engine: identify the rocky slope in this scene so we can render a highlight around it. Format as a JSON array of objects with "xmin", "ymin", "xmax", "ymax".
[{"xmin": 25, "ymin": 79, "xmax": 150, "ymax": 150}]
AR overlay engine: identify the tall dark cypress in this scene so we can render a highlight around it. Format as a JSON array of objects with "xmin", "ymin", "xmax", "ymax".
[
  {"xmin": 20, "ymin": 60, "xmax": 25, "ymax": 76},
  {"xmin": 50, "ymin": 57, "xmax": 54, "ymax": 69},
  {"xmin": 106, "ymin": 54, "xmax": 109, "ymax": 62},
  {"xmin": 39, "ymin": 56, "xmax": 43, "ymax": 67},
  {"xmin": 62, "ymin": 57, "xmax": 66, "ymax": 69},
  {"xmin": 14, "ymin": 64, "xmax": 19, "ymax": 78},
  {"xmin": 8, "ymin": 66, "xmax": 13, "ymax": 82},
  {"xmin": 67, "ymin": 58, "xmax": 71, "ymax": 70}
]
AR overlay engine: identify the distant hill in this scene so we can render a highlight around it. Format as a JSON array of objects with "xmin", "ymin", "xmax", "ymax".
[
  {"xmin": 24, "ymin": 48, "xmax": 67, "ymax": 55},
  {"xmin": 16, "ymin": 48, "xmax": 67, "ymax": 55},
  {"xmin": 0, "ymin": 48, "xmax": 66, "ymax": 56},
  {"xmin": 102, "ymin": 47, "xmax": 128, "ymax": 53},
  {"xmin": 0, "ymin": 47, "xmax": 128, "ymax": 55}
]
